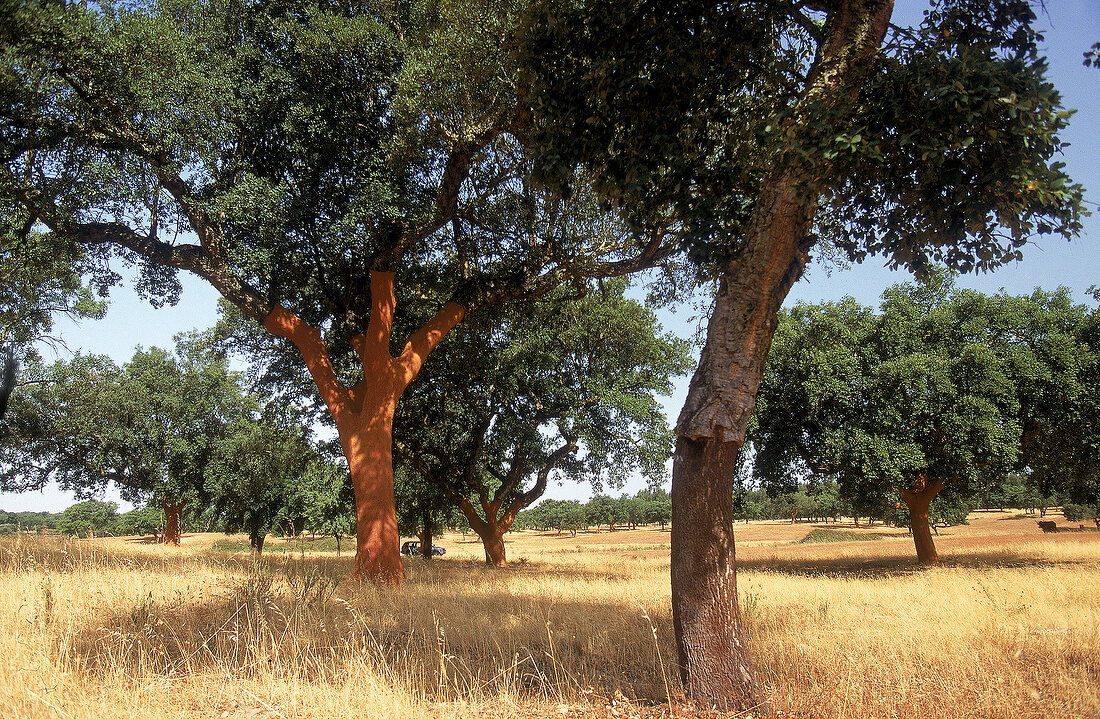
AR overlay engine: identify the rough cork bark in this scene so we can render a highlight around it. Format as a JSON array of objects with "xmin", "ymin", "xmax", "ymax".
[
  {"xmin": 669, "ymin": 1, "xmax": 895, "ymax": 710},
  {"xmin": 162, "ymin": 500, "xmax": 184, "ymax": 547}
]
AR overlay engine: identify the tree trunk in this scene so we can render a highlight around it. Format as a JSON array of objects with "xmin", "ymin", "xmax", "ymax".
[
  {"xmin": 482, "ymin": 528, "xmax": 508, "ymax": 565},
  {"xmin": 899, "ymin": 477, "xmax": 944, "ymax": 564},
  {"xmin": 419, "ymin": 508, "xmax": 433, "ymax": 561},
  {"xmin": 345, "ymin": 422, "xmax": 403, "ymax": 580},
  {"xmin": 0, "ymin": 347, "xmax": 15, "ymax": 421},
  {"xmin": 264, "ymin": 271, "xmax": 464, "ymax": 585},
  {"xmin": 457, "ymin": 498, "xmax": 512, "ymax": 566},
  {"xmin": 162, "ymin": 500, "xmax": 184, "ymax": 547},
  {"xmin": 671, "ymin": 437, "xmax": 761, "ymax": 711},
  {"xmin": 668, "ymin": 4, "xmax": 893, "ymax": 706},
  {"xmin": 671, "ymin": 170, "xmax": 819, "ymax": 711},
  {"xmin": 250, "ymin": 531, "xmax": 265, "ymax": 558}
]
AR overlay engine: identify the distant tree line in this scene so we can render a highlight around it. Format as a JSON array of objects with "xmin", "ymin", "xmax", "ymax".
[{"xmin": 513, "ymin": 489, "xmax": 672, "ymax": 537}]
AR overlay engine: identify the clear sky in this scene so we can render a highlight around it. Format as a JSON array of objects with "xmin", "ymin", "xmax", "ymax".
[{"xmin": 3, "ymin": 0, "xmax": 1098, "ymax": 513}]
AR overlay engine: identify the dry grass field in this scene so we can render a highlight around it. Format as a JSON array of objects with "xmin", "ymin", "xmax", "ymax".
[{"xmin": 1, "ymin": 511, "xmax": 1098, "ymax": 719}]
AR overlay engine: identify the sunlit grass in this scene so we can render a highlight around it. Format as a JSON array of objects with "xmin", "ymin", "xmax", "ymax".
[{"xmin": 0, "ymin": 511, "xmax": 1097, "ymax": 718}]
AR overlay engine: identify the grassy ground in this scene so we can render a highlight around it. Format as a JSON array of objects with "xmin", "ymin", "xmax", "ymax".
[{"xmin": 1, "ymin": 511, "xmax": 1097, "ymax": 718}]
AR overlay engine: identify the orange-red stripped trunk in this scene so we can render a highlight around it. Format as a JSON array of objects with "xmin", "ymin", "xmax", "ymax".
[
  {"xmin": 457, "ymin": 497, "xmax": 512, "ymax": 566},
  {"xmin": 899, "ymin": 476, "xmax": 944, "ymax": 564},
  {"xmin": 264, "ymin": 271, "xmax": 464, "ymax": 584}
]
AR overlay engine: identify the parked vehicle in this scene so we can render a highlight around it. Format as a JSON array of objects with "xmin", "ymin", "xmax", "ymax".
[{"xmin": 400, "ymin": 540, "xmax": 445, "ymax": 557}]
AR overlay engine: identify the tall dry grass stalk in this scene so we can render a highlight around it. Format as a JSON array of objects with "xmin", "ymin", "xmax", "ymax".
[{"xmin": 0, "ymin": 513, "xmax": 1096, "ymax": 718}]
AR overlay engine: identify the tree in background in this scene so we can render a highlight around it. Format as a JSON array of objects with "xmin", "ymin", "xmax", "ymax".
[
  {"xmin": 524, "ymin": 499, "xmax": 586, "ymax": 537},
  {"xmin": 0, "ymin": 346, "xmax": 251, "ymax": 544},
  {"xmin": 54, "ymin": 499, "xmax": 118, "ymax": 538},
  {"xmin": 747, "ymin": 278, "xmax": 1100, "ymax": 563},
  {"xmin": 207, "ymin": 411, "xmax": 317, "ymax": 557},
  {"xmin": 394, "ymin": 282, "xmax": 690, "ymax": 565},
  {"xmin": 393, "ymin": 463, "xmax": 454, "ymax": 561},
  {"xmin": 986, "ymin": 289, "xmax": 1100, "ymax": 516},
  {"xmin": 0, "ymin": 0, "xmax": 676, "ymax": 583},
  {"xmin": 300, "ymin": 458, "xmax": 357, "ymax": 556},
  {"xmin": 113, "ymin": 505, "xmax": 164, "ymax": 540},
  {"xmin": 585, "ymin": 495, "xmax": 620, "ymax": 533},
  {"xmin": 0, "ymin": 508, "xmax": 57, "ymax": 534},
  {"xmin": 520, "ymin": 0, "xmax": 1085, "ymax": 705}
]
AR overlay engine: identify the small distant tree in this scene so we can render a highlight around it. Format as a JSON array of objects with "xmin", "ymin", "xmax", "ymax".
[
  {"xmin": 114, "ymin": 506, "xmax": 164, "ymax": 539},
  {"xmin": 638, "ymin": 488, "xmax": 672, "ymax": 530},
  {"xmin": 208, "ymin": 413, "xmax": 316, "ymax": 557},
  {"xmin": 300, "ymin": 459, "xmax": 356, "ymax": 555},
  {"xmin": 1063, "ymin": 504, "xmax": 1099, "ymax": 523},
  {"xmin": 55, "ymin": 500, "xmax": 118, "ymax": 538},
  {"xmin": 535, "ymin": 499, "xmax": 585, "ymax": 537},
  {"xmin": 586, "ymin": 495, "xmax": 616, "ymax": 533},
  {"xmin": 394, "ymin": 464, "xmax": 453, "ymax": 561}
]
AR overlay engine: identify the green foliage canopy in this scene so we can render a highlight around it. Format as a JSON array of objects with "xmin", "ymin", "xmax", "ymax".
[{"xmin": 520, "ymin": 0, "xmax": 1085, "ymax": 278}]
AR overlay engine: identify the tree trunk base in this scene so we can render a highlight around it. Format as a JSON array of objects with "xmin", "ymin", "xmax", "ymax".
[{"xmin": 671, "ymin": 436, "xmax": 768, "ymax": 714}]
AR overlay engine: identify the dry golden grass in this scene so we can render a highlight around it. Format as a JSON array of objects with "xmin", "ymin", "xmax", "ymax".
[{"xmin": 1, "ymin": 511, "xmax": 1097, "ymax": 719}]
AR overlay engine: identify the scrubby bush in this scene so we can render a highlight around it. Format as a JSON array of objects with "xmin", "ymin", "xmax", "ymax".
[{"xmin": 1063, "ymin": 503, "xmax": 1098, "ymax": 522}]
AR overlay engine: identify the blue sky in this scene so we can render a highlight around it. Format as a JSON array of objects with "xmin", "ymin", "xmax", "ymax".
[{"xmin": 4, "ymin": 0, "xmax": 1098, "ymax": 513}]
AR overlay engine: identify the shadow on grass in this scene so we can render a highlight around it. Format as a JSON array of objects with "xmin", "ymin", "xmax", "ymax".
[
  {"xmin": 122, "ymin": 534, "xmax": 161, "ymax": 544},
  {"xmin": 737, "ymin": 547, "xmax": 1098, "ymax": 580},
  {"xmin": 60, "ymin": 551, "xmax": 675, "ymax": 705}
]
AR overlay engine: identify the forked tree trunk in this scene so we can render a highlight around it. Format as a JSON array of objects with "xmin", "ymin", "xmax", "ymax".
[
  {"xmin": 444, "ymin": 443, "xmax": 575, "ymax": 567},
  {"xmin": 264, "ymin": 271, "xmax": 463, "ymax": 584},
  {"xmin": 458, "ymin": 498, "xmax": 513, "ymax": 566},
  {"xmin": 162, "ymin": 500, "xmax": 184, "ymax": 546},
  {"xmin": 899, "ymin": 476, "xmax": 944, "ymax": 564}
]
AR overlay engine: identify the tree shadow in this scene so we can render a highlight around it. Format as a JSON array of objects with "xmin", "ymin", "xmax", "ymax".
[
  {"xmin": 737, "ymin": 548, "xmax": 1093, "ymax": 580},
  {"xmin": 122, "ymin": 534, "xmax": 162, "ymax": 544},
  {"xmin": 62, "ymin": 554, "xmax": 676, "ymax": 706}
]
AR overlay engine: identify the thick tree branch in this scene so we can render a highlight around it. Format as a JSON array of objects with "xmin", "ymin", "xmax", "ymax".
[
  {"xmin": 351, "ymin": 270, "xmax": 398, "ymax": 381},
  {"xmin": 505, "ymin": 435, "xmax": 578, "ymax": 525},
  {"xmin": 395, "ymin": 301, "xmax": 466, "ymax": 390},
  {"xmin": 263, "ymin": 306, "xmax": 350, "ymax": 420},
  {"xmin": 2, "ymin": 167, "xmax": 271, "ymax": 319}
]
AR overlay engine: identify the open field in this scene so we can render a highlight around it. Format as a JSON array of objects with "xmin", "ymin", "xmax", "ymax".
[{"xmin": 1, "ymin": 511, "xmax": 1098, "ymax": 719}]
